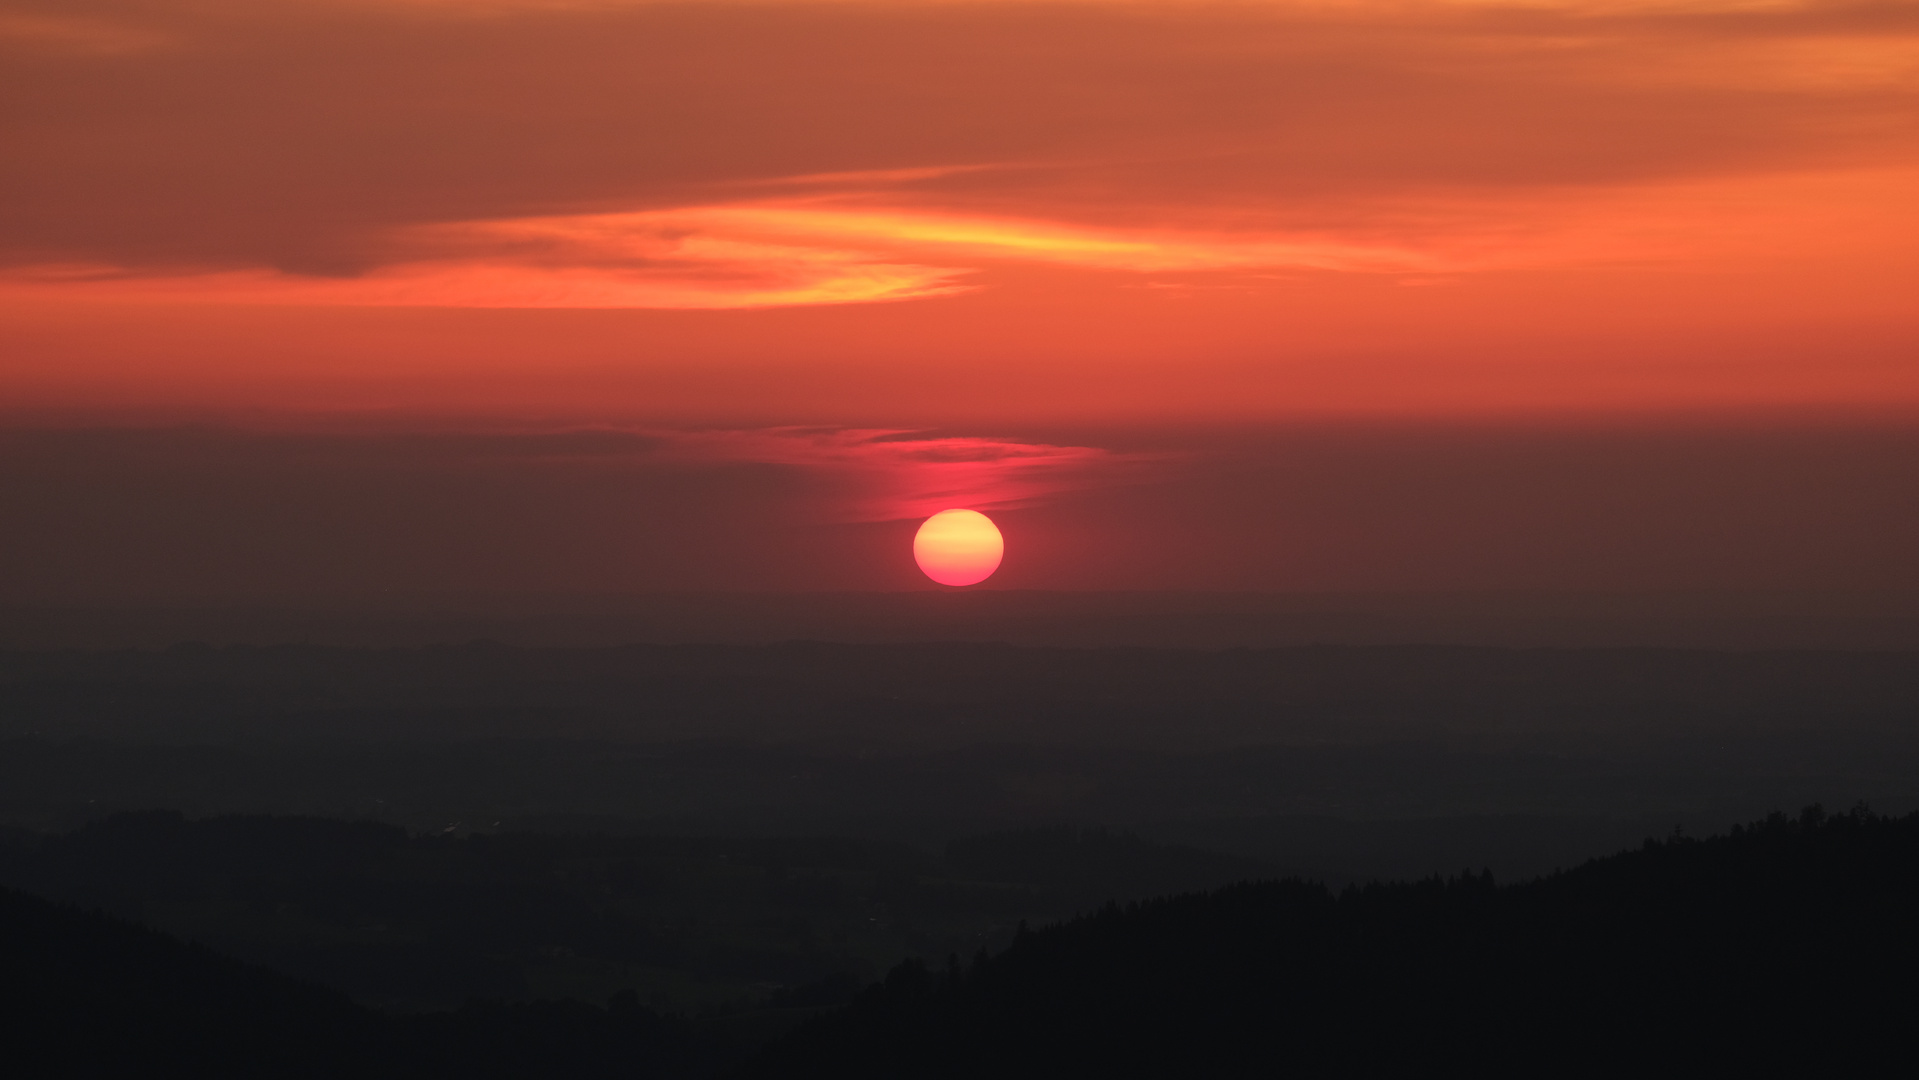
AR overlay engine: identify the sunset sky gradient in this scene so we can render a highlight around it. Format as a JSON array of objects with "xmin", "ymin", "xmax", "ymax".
[{"xmin": 3, "ymin": 0, "xmax": 1917, "ymax": 598}]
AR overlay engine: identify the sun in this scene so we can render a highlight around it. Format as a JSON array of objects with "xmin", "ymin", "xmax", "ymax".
[{"xmin": 913, "ymin": 509, "xmax": 1004, "ymax": 586}]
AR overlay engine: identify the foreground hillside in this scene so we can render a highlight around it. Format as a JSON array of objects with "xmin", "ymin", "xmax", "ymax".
[
  {"xmin": 0, "ymin": 813, "xmax": 1262, "ymax": 1013},
  {"xmin": 5, "ymin": 807, "xmax": 1914, "ymax": 1076},
  {"xmin": 0, "ymin": 885, "xmax": 730, "ymax": 1078},
  {"xmin": 744, "ymin": 806, "xmax": 1919, "ymax": 1077}
]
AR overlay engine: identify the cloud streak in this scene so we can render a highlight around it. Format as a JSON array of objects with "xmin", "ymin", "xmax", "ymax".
[
  {"xmin": 13, "ymin": 162, "xmax": 1915, "ymax": 308},
  {"xmin": 0, "ymin": 199, "xmax": 1445, "ymax": 309},
  {"xmin": 651, "ymin": 427, "xmax": 1167, "ymax": 522},
  {"xmin": 7, "ymin": 0, "xmax": 1915, "ymax": 272},
  {"xmin": 3, "ymin": 0, "xmax": 1917, "ymax": 416}
]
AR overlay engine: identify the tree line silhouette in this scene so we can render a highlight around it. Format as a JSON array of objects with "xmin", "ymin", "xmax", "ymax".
[
  {"xmin": 6, "ymin": 806, "xmax": 1916, "ymax": 1076},
  {"xmin": 3, "ymin": 883, "xmax": 733, "ymax": 1078},
  {"xmin": 0, "ymin": 812, "xmax": 1262, "ymax": 1013},
  {"xmin": 744, "ymin": 806, "xmax": 1919, "ymax": 1077}
]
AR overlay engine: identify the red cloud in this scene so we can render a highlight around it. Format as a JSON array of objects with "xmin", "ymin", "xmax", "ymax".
[{"xmin": 652, "ymin": 427, "xmax": 1168, "ymax": 522}]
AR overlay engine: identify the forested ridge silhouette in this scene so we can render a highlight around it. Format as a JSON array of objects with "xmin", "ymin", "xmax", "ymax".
[
  {"xmin": 743, "ymin": 806, "xmax": 1919, "ymax": 1077},
  {"xmin": 1, "ymin": 884, "xmax": 731, "ymax": 1078},
  {"xmin": 5, "ymin": 807, "xmax": 1915, "ymax": 1076},
  {"xmin": 0, "ymin": 813, "xmax": 1264, "ymax": 1013}
]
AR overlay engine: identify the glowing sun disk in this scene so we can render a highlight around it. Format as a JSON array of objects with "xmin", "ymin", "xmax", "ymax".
[{"xmin": 913, "ymin": 509, "xmax": 1004, "ymax": 586}]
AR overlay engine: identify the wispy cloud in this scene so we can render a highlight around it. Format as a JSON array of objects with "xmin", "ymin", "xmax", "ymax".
[
  {"xmin": 0, "ymin": 199, "xmax": 1439, "ymax": 309},
  {"xmin": 651, "ymin": 427, "xmax": 1167, "ymax": 522},
  {"xmin": 82, "ymin": 421, "xmax": 1168, "ymax": 522},
  {"xmin": 14, "ymin": 161, "xmax": 1913, "ymax": 308},
  {"xmin": 5, "ymin": 0, "xmax": 1914, "ymax": 355},
  {"xmin": 0, "ymin": 228, "xmax": 970, "ymax": 310}
]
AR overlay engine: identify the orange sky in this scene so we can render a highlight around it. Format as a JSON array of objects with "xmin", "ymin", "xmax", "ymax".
[
  {"xmin": 6, "ymin": 0, "xmax": 1918, "ymax": 422},
  {"xmin": 3, "ymin": 1, "xmax": 1918, "ymax": 595}
]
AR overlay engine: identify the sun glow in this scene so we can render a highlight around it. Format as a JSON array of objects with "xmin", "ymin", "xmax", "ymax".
[{"xmin": 913, "ymin": 509, "xmax": 1004, "ymax": 586}]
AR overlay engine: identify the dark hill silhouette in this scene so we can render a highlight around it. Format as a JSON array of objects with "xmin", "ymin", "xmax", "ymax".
[
  {"xmin": 742, "ymin": 806, "xmax": 1919, "ymax": 1078},
  {"xmin": 944, "ymin": 826, "xmax": 1271, "ymax": 911},
  {"xmin": 7, "ymin": 808, "xmax": 1917, "ymax": 1077},
  {"xmin": 0, "ymin": 886, "xmax": 726, "ymax": 1078},
  {"xmin": 8, "ymin": 642, "xmax": 1919, "ymax": 884},
  {"xmin": 1, "ymin": 884, "xmax": 400, "ymax": 1077},
  {"xmin": 0, "ymin": 811, "xmax": 1269, "ymax": 1014}
]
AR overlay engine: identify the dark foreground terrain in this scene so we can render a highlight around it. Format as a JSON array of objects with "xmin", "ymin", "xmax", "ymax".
[
  {"xmin": 6, "ymin": 807, "xmax": 1915, "ymax": 1077},
  {"xmin": 0, "ymin": 813, "xmax": 1263, "ymax": 1012},
  {"xmin": 750, "ymin": 805, "xmax": 1919, "ymax": 1077},
  {"xmin": 4, "ymin": 642, "xmax": 1918, "ymax": 1071},
  {"xmin": 2, "ymin": 885, "xmax": 729, "ymax": 1079}
]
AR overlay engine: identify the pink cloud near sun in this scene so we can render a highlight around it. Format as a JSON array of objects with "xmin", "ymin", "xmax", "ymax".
[{"xmin": 651, "ymin": 428, "xmax": 1166, "ymax": 523}]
